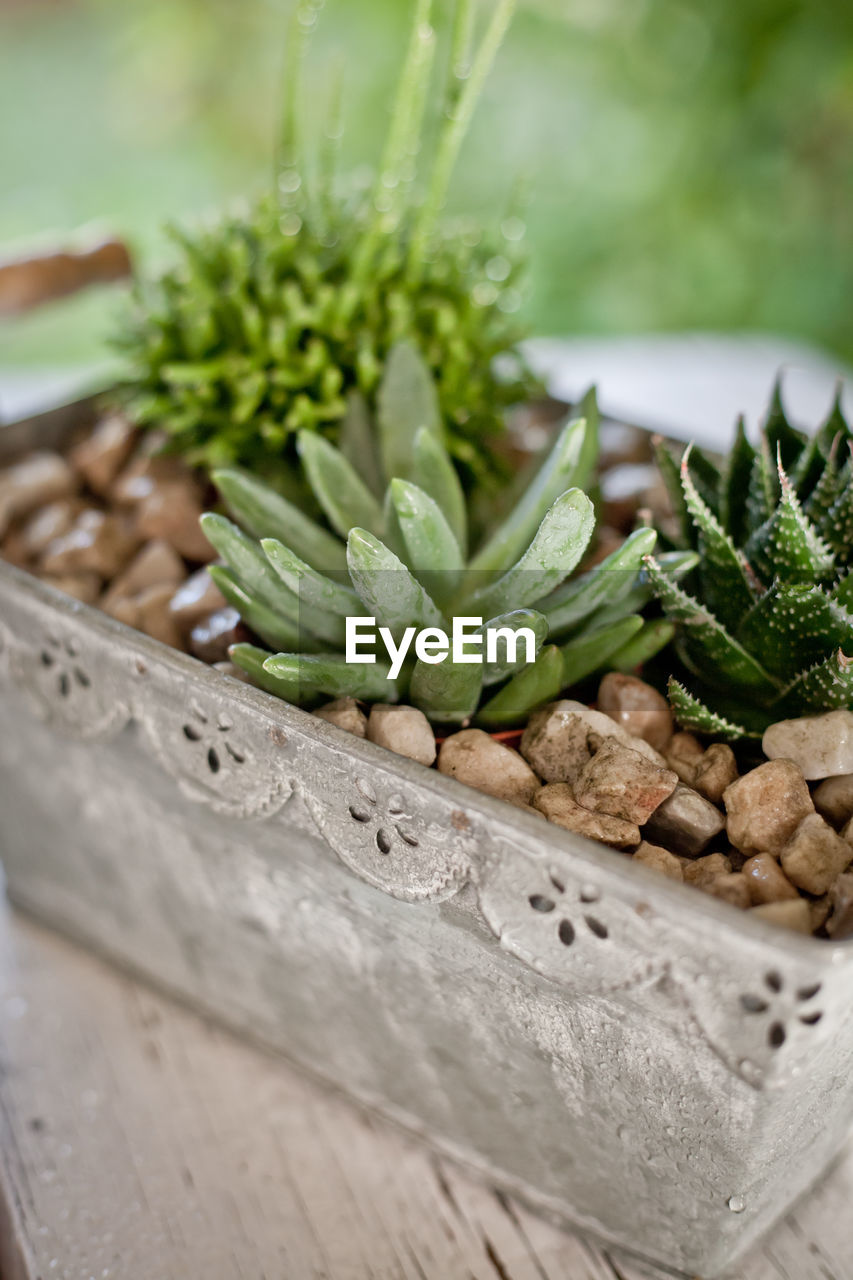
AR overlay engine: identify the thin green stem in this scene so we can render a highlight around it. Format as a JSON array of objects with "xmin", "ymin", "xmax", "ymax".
[
  {"xmin": 276, "ymin": 0, "xmax": 320, "ymax": 207},
  {"xmin": 318, "ymin": 55, "xmax": 345, "ymax": 233},
  {"xmin": 350, "ymin": 0, "xmax": 435, "ymax": 285},
  {"xmin": 407, "ymin": 0, "xmax": 516, "ymax": 281}
]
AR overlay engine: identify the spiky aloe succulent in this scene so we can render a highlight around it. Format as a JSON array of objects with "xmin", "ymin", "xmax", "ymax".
[
  {"xmin": 116, "ymin": 0, "xmax": 536, "ymax": 485},
  {"xmin": 648, "ymin": 383, "xmax": 853, "ymax": 738},
  {"xmin": 201, "ymin": 344, "xmax": 684, "ymax": 726}
]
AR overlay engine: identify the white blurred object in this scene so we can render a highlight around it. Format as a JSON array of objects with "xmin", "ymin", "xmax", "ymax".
[{"xmin": 527, "ymin": 333, "xmax": 853, "ymax": 449}]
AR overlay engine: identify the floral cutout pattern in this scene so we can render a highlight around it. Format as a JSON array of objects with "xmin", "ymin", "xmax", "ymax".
[
  {"xmin": 9, "ymin": 624, "xmax": 129, "ymax": 741},
  {"xmin": 181, "ymin": 700, "xmax": 249, "ymax": 780},
  {"xmin": 300, "ymin": 768, "xmax": 473, "ymax": 902},
  {"xmin": 739, "ymin": 971, "xmax": 823, "ymax": 1049},
  {"xmin": 527, "ymin": 872, "xmax": 611, "ymax": 948}
]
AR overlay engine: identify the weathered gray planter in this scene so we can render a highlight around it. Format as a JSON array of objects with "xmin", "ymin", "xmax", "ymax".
[{"xmin": 2, "ymin": 402, "xmax": 853, "ymax": 1279}]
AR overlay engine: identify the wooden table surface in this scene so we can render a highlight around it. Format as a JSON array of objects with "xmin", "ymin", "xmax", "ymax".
[{"xmin": 0, "ymin": 901, "xmax": 851, "ymax": 1280}]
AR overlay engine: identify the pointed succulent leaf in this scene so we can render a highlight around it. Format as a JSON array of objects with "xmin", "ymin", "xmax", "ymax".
[
  {"xmin": 774, "ymin": 649, "xmax": 853, "ymax": 718},
  {"xmin": 763, "ymin": 376, "xmax": 807, "ymax": 471},
  {"xmin": 570, "ymin": 385, "xmax": 601, "ymax": 494},
  {"xmin": 607, "ymin": 619, "xmax": 675, "ymax": 673},
  {"xmin": 832, "ymin": 571, "xmax": 853, "ymax": 613},
  {"xmin": 213, "ymin": 468, "xmax": 346, "ymax": 571},
  {"xmin": 469, "ymin": 415, "xmax": 594, "ymax": 575},
  {"xmin": 644, "ymin": 555, "xmax": 779, "ymax": 696},
  {"xmin": 469, "ymin": 488, "xmax": 595, "ymax": 618},
  {"xmin": 588, "ymin": 549, "xmax": 698, "ymax": 631},
  {"xmin": 720, "ymin": 416, "xmax": 755, "ymax": 547},
  {"xmin": 261, "ymin": 538, "xmax": 363, "ymax": 616},
  {"xmin": 803, "ymin": 440, "xmax": 844, "ymax": 527},
  {"xmin": 541, "ymin": 527, "xmax": 657, "ymax": 639},
  {"xmin": 346, "ymin": 527, "xmax": 445, "ymax": 636},
  {"xmin": 479, "ymin": 609, "xmax": 548, "ymax": 685},
  {"xmin": 744, "ymin": 461, "xmax": 835, "ymax": 585},
  {"xmin": 667, "ymin": 678, "xmax": 748, "ymax": 740},
  {"xmin": 410, "ymin": 425, "xmax": 467, "ymax": 555},
  {"xmin": 820, "ymin": 470, "xmax": 853, "ymax": 555},
  {"xmin": 229, "ymin": 642, "xmax": 305, "ymax": 701},
  {"xmin": 653, "ymin": 436, "xmax": 693, "ymax": 547},
  {"xmin": 559, "ymin": 615, "xmax": 643, "ymax": 688},
  {"xmin": 476, "ymin": 645, "xmax": 565, "ymax": 728},
  {"xmin": 390, "ymin": 478, "xmax": 463, "ymax": 606},
  {"xmin": 202, "ymin": 515, "xmax": 348, "ymax": 646},
  {"xmin": 815, "ymin": 383, "xmax": 851, "ymax": 454},
  {"xmin": 338, "ymin": 389, "xmax": 384, "ymax": 499},
  {"xmin": 297, "ymin": 430, "xmax": 385, "ymax": 539},
  {"xmin": 745, "ymin": 436, "xmax": 780, "ymax": 536},
  {"xmin": 376, "ymin": 339, "xmax": 441, "ymax": 483},
  {"xmin": 208, "ymin": 564, "xmax": 315, "ymax": 652},
  {"xmin": 200, "ymin": 513, "xmax": 294, "ymax": 614},
  {"xmin": 685, "ymin": 444, "xmax": 723, "ymax": 521},
  {"xmin": 263, "ymin": 652, "xmax": 403, "ymax": 702},
  {"xmin": 409, "ymin": 657, "xmax": 483, "ymax": 724},
  {"xmin": 681, "ymin": 445, "xmax": 757, "ymax": 631},
  {"xmin": 737, "ymin": 582, "xmax": 853, "ymax": 682}
]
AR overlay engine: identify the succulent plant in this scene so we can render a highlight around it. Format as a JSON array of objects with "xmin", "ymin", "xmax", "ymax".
[
  {"xmin": 201, "ymin": 346, "xmax": 685, "ymax": 726},
  {"xmin": 116, "ymin": 0, "xmax": 537, "ymax": 485},
  {"xmin": 648, "ymin": 383, "xmax": 853, "ymax": 738}
]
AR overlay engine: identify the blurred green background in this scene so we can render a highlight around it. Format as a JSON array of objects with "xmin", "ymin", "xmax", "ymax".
[{"xmin": 2, "ymin": 0, "xmax": 852, "ymax": 371}]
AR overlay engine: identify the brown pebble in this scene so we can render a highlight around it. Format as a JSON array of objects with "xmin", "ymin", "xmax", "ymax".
[
  {"xmin": 703, "ymin": 872, "xmax": 751, "ymax": 910},
  {"xmin": 741, "ymin": 853, "xmax": 800, "ymax": 905},
  {"xmin": 189, "ymin": 607, "xmax": 245, "ymax": 663},
  {"xmin": 0, "ymin": 451, "xmax": 77, "ymax": 538},
  {"xmin": 574, "ymin": 738, "xmax": 678, "ymax": 825},
  {"xmin": 597, "ymin": 672, "xmax": 673, "ymax": 752},
  {"xmin": 103, "ymin": 539, "xmax": 186, "ymax": 609},
  {"xmin": 682, "ymin": 852, "xmax": 733, "ymax": 889},
  {"xmin": 315, "ymin": 697, "xmax": 367, "ymax": 738},
  {"xmin": 438, "ymin": 729, "xmax": 540, "ymax": 807},
  {"xmin": 21, "ymin": 498, "xmax": 85, "ymax": 558},
  {"xmin": 750, "ymin": 900, "xmax": 812, "ymax": 934},
  {"xmin": 643, "ymin": 781, "xmax": 725, "ymax": 857},
  {"xmin": 826, "ymin": 873, "xmax": 853, "ymax": 940},
  {"xmin": 779, "ymin": 812, "xmax": 853, "ymax": 896},
  {"xmin": 41, "ymin": 508, "xmax": 137, "ymax": 580},
  {"xmin": 69, "ymin": 413, "xmax": 137, "ymax": 495},
  {"xmin": 520, "ymin": 698, "xmax": 665, "ymax": 785},
  {"xmin": 723, "ymin": 759, "xmax": 814, "ymax": 857},
  {"xmin": 632, "ymin": 841, "xmax": 683, "ymax": 880},
  {"xmin": 367, "ymin": 704, "xmax": 436, "ymax": 767},
  {"xmin": 813, "ymin": 774, "xmax": 853, "ymax": 829},
  {"xmin": 169, "ymin": 567, "xmax": 227, "ymax": 631},
  {"xmin": 136, "ymin": 583, "xmax": 187, "ymax": 650},
  {"xmin": 533, "ymin": 783, "xmax": 640, "ymax": 849},
  {"xmin": 135, "ymin": 479, "xmax": 213, "ymax": 562},
  {"xmin": 665, "ymin": 731, "xmax": 705, "ymax": 785},
  {"xmin": 40, "ymin": 572, "xmax": 102, "ymax": 605},
  {"xmin": 693, "ymin": 744, "xmax": 739, "ymax": 806}
]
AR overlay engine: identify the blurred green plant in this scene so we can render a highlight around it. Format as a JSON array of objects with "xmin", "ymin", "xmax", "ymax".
[{"xmin": 115, "ymin": 0, "xmax": 536, "ymax": 483}]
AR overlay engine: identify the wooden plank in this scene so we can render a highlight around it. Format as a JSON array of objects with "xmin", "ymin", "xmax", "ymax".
[{"xmin": 0, "ymin": 902, "xmax": 850, "ymax": 1280}]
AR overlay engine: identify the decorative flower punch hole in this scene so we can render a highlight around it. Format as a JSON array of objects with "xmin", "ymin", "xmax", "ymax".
[
  {"xmin": 527, "ymin": 873, "xmax": 609, "ymax": 948},
  {"xmin": 181, "ymin": 700, "xmax": 248, "ymax": 776},
  {"xmin": 739, "ymin": 971, "xmax": 823, "ymax": 1049},
  {"xmin": 39, "ymin": 633, "xmax": 92, "ymax": 700},
  {"xmin": 347, "ymin": 776, "xmax": 420, "ymax": 856}
]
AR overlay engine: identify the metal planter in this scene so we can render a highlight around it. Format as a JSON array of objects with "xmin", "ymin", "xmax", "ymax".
[{"xmin": 2, "ymin": 406, "xmax": 853, "ymax": 1279}]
